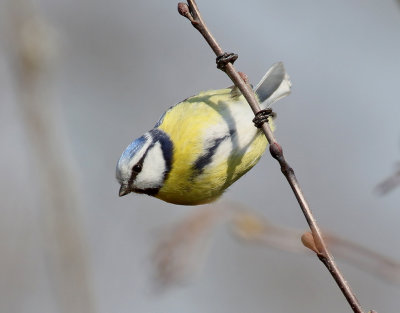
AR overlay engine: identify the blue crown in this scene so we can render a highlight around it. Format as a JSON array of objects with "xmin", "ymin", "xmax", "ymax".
[
  {"xmin": 116, "ymin": 134, "xmax": 148, "ymax": 182},
  {"xmin": 121, "ymin": 135, "xmax": 147, "ymax": 161}
]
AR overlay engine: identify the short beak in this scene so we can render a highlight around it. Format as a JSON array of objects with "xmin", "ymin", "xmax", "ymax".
[{"xmin": 119, "ymin": 184, "xmax": 131, "ymax": 197}]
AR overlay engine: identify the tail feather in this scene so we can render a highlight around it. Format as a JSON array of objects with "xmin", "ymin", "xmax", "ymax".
[{"xmin": 254, "ymin": 62, "xmax": 291, "ymax": 109}]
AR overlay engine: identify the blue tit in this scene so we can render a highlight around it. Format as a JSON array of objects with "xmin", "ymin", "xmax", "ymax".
[{"xmin": 116, "ymin": 62, "xmax": 291, "ymax": 205}]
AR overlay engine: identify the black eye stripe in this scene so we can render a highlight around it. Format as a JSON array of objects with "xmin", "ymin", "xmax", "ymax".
[
  {"xmin": 127, "ymin": 137, "xmax": 156, "ymax": 185},
  {"xmin": 128, "ymin": 157, "xmax": 145, "ymax": 187}
]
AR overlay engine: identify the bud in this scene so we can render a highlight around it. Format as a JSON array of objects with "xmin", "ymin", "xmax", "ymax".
[
  {"xmin": 178, "ymin": 3, "xmax": 190, "ymax": 17},
  {"xmin": 301, "ymin": 232, "xmax": 319, "ymax": 254},
  {"xmin": 269, "ymin": 142, "xmax": 283, "ymax": 159}
]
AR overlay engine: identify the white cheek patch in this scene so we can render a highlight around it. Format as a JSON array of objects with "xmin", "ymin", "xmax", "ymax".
[{"xmin": 135, "ymin": 142, "xmax": 166, "ymax": 189}]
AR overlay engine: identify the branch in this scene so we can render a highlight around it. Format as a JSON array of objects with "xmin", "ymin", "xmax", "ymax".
[{"xmin": 178, "ymin": 1, "xmax": 371, "ymax": 313}]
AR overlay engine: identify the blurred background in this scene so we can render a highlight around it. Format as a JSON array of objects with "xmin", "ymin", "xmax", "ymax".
[{"xmin": 1, "ymin": 0, "xmax": 400, "ymax": 312}]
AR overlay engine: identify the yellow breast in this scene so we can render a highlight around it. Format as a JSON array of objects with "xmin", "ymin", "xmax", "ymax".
[{"xmin": 156, "ymin": 88, "xmax": 272, "ymax": 205}]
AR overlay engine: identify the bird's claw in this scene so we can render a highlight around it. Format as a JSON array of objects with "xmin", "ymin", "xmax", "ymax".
[
  {"xmin": 216, "ymin": 52, "xmax": 238, "ymax": 71},
  {"xmin": 252, "ymin": 109, "xmax": 275, "ymax": 128}
]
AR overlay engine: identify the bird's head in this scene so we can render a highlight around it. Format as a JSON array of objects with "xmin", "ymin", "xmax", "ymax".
[{"xmin": 116, "ymin": 129, "xmax": 173, "ymax": 197}]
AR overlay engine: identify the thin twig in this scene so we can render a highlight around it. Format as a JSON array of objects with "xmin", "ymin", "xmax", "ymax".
[{"xmin": 178, "ymin": 1, "xmax": 369, "ymax": 313}]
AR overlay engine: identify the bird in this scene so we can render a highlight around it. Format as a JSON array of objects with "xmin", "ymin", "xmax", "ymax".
[{"xmin": 116, "ymin": 62, "xmax": 291, "ymax": 205}]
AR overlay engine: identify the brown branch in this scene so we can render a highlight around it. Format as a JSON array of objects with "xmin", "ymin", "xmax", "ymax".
[{"xmin": 178, "ymin": 1, "xmax": 370, "ymax": 313}]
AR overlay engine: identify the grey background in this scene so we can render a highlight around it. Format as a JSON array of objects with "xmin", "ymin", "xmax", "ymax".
[{"xmin": 1, "ymin": 0, "xmax": 400, "ymax": 312}]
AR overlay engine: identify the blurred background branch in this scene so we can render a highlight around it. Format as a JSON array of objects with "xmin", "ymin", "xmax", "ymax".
[
  {"xmin": 153, "ymin": 204, "xmax": 228, "ymax": 290},
  {"xmin": 153, "ymin": 202, "xmax": 400, "ymax": 290},
  {"xmin": 4, "ymin": 1, "xmax": 96, "ymax": 312},
  {"xmin": 231, "ymin": 206, "xmax": 400, "ymax": 285},
  {"xmin": 375, "ymin": 161, "xmax": 400, "ymax": 196}
]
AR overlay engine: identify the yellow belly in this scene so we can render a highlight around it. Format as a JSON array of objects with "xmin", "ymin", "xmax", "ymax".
[
  {"xmin": 156, "ymin": 88, "xmax": 270, "ymax": 205},
  {"xmin": 156, "ymin": 133, "xmax": 267, "ymax": 205}
]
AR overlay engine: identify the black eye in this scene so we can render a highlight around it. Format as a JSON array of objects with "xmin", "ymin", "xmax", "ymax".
[{"xmin": 133, "ymin": 164, "xmax": 142, "ymax": 173}]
